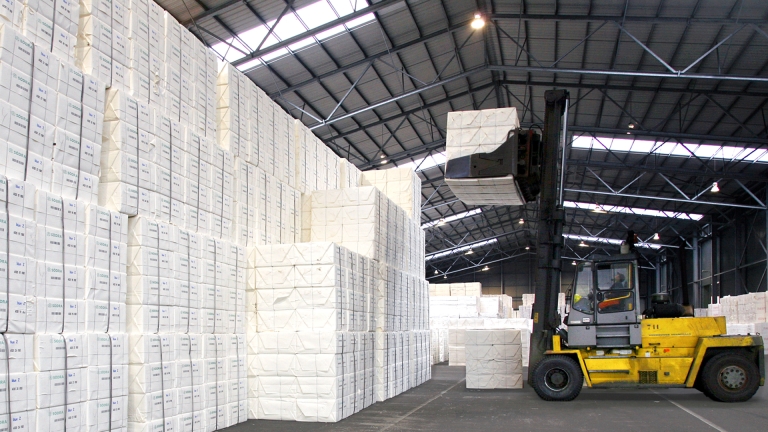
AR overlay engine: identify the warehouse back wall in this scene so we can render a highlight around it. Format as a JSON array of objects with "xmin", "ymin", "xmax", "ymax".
[{"xmin": 440, "ymin": 255, "xmax": 576, "ymax": 307}]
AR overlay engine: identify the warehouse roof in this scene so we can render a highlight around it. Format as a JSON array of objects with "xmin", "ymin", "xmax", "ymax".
[{"xmin": 160, "ymin": 0, "xmax": 768, "ymax": 277}]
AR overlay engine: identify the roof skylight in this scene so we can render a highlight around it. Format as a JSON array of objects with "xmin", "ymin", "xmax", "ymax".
[
  {"xmin": 564, "ymin": 201, "xmax": 704, "ymax": 221},
  {"xmin": 213, "ymin": 0, "xmax": 376, "ymax": 70},
  {"xmin": 425, "ymin": 238, "xmax": 498, "ymax": 261},
  {"xmin": 572, "ymin": 136, "xmax": 768, "ymax": 164},
  {"xmin": 563, "ymin": 234, "xmax": 662, "ymax": 250},
  {"xmin": 422, "ymin": 208, "xmax": 482, "ymax": 229}
]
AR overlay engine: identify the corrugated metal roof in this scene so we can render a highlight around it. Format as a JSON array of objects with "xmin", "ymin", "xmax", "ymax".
[{"xmin": 158, "ymin": 0, "xmax": 768, "ymax": 272}]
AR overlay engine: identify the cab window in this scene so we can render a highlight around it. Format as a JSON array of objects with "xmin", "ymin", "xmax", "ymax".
[
  {"xmin": 571, "ymin": 262, "xmax": 594, "ymax": 314},
  {"xmin": 596, "ymin": 262, "xmax": 633, "ymax": 291},
  {"xmin": 596, "ymin": 262, "xmax": 634, "ymax": 313}
]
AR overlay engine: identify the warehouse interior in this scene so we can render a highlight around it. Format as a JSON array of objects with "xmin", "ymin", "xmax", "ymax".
[
  {"xmin": 172, "ymin": 0, "xmax": 768, "ymax": 303},
  {"xmin": 1, "ymin": 0, "xmax": 766, "ymax": 430}
]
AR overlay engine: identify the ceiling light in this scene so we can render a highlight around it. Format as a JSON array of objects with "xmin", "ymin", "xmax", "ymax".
[
  {"xmin": 578, "ymin": 241, "xmax": 588, "ymax": 247},
  {"xmin": 471, "ymin": 13, "xmax": 485, "ymax": 29},
  {"xmin": 571, "ymin": 260, "xmax": 577, "ymax": 266},
  {"xmin": 525, "ymin": 246, "xmax": 530, "ymax": 250},
  {"xmin": 518, "ymin": 218, "xmax": 524, "ymax": 224},
  {"xmin": 592, "ymin": 204, "xmax": 606, "ymax": 214},
  {"xmin": 711, "ymin": 182, "xmax": 720, "ymax": 193},
  {"xmin": 380, "ymin": 154, "xmax": 385, "ymax": 159},
  {"xmin": 653, "ymin": 232, "xmax": 660, "ymax": 240},
  {"xmin": 443, "ymin": 275, "xmax": 447, "ymax": 279},
  {"xmin": 380, "ymin": 160, "xmax": 388, "ymax": 164},
  {"xmin": 434, "ymin": 270, "xmax": 438, "ymax": 275},
  {"xmin": 481, "ymin": 265, "xmax": 489, "ymax": 271},
  {"xmin": 465, "ymin": 249, "xmax": 474, "ymax": 255},
  {"xmin": 437, "ymin": 218, "xmax": 446, "ymax": 226},
  {"xmin": 628, "ymin": 123, "xmax": 635, "ymax": 129}
]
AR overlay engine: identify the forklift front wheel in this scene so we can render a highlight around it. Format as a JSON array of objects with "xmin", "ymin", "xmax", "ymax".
[
  {"xmin": 531, "ymin": 355, "xmax": 584, "ymax": 401},
  {"xmin": 701, "ymin": 352, "xmax": 760, "ymax": 402}
]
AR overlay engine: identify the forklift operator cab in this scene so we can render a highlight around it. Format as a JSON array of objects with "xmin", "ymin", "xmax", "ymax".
[{"xmin": 567, "ymin": 256, "xmax": 642, "ymax": 348}]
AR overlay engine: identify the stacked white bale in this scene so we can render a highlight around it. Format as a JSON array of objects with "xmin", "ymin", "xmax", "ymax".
[
  {"xmin": 77, "ymin": 0, "xmax": 126, "ymax": 90},
  {"xmin": 78, "ymin": 8, "xmax": 254, "ymax": 428},
  {"xmin": 519, "ymin": 293, "xmax": 534, "ymax": 319},
  {"xmin": 126, "ymin": 215, "xmax": 247, "ymax": 431},
  {"xmin": 294, "ymin": 121, "xmax": 339, "ymax": 194},
  {"xmin": 246, "ymin": 242, "xmax": 374, "ymax": 422},
  {"xmin": 21, "ymin": 0, "xmax": 79, "ymax": 65},
  {"xmin": 214, "ymin": 64, "xmax": 303, "ymax": 248},
  {"xmin": 465, "ymin": 329, "xmax": 523, "ymax": 389},
  {"xmin": 307, "ymin": 185, "xmax": 429, "ymax": 403},
  {"xmin": 710, "ymin": 293, "xmax": 768, "ymax": 342},
  {"xmin": 0, "ymin": 2, "xmax": 135, "ymax": 430},
  {"xmin": 429, "ymin": 328, "xmax": 448, "ymax": 364},
  {"xmin": 428, "ymin": 282, "xmax": 482, "ymax": 296},
  {"xmin": 216, "ymin": 63, "xmax": 247, "ymax": 162},
  {"xmin": 338, "ymin": 159, "xmax": 361, "ymax": 190},
  {"xmin": 448, "ymin": 329, "xmax": 465, "ymax": 365},
  {"xmin": 3, "ymin": 1, "xmax": 106, "ymax": 206},
  {"xmin": 430, "ymin": 296, "xmax": 480, "ymax": 319},
  {"xmin": 360, "ymin": 167, "xmax": 420, "ymax": 221},
  {"xmin": 478, "ymin": 296, "xmax": 503, "ymax": 318}
]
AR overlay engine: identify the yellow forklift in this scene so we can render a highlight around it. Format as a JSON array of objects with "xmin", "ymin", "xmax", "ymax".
[{"xmin": 444, "ymin": 90, "xmax": 764, "ymax": 402}]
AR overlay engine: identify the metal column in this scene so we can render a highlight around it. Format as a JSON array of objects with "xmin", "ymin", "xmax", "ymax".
[{"xmin": 693, "ymin": 236, "xmax": 700, "ymax": 308}]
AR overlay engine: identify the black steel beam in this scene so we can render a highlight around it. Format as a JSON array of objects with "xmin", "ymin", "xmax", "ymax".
[
  {"xmin": 490, "ymin": 14, "xmax": 768, "ymax": 25},
  {"xmin": 566, "ymin": 159, "xmax": 767, "ymax": 182},
  {"xmin": 501, "ymin": 79, "xmax": 768, "ymax": 99},
  {"xmin": 320, "ymin": 83, "xmax": 493, "ymax": 143},
  {"xmin": 570, "ymin": 126, "xmax": 768, "ymax": 146}
]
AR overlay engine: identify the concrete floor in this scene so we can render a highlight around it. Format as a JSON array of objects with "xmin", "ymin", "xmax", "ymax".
[{"xmin": 229, "ymin": 363, "xmax": 768, "ymax": 432}]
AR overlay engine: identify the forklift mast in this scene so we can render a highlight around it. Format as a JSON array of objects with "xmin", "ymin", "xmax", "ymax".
[{"xmin": 528, "ymin": 90, "xmax": 570, "ymax": 380}]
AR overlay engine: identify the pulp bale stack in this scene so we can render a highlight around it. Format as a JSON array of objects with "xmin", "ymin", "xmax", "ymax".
[
  {"xmin": 246, "ymin": 242, "xmax": 375, "ymax": 422},
  {"xmin": 465, "ymin": 329, "xmax": 523, "ymax": 389},
  {"xmin": 305, "ymin": 185, "xmax": 430, "ymax": 404},
  {"xmin": 428, "ymin": 282, "xmax": 482, "ymax": 297},
  {"xmin": 711, "ymin": 294, "xmax": 768, "ymax": 349},
  {"xmin": 430, "ymin": 296, "xmax": 481, "ymax": 318},
  {"xmin": 126, "ymin": 215, "xmax": 247, "ymax": 431},
  {"xmin": 0, "ymin": 0, "xmax": 137, "ymax": 429},
  {"xmin": 448, "ymin": 329, "xmax": 466, "ymax": 366},
  {"xmin": 360, "ymin": 167, "xmax": 421, "ymax": 221}
]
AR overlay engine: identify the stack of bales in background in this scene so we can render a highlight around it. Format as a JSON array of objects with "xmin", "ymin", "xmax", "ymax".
[
  {"xmin": 428, "ymin": 283, "xmax": 529, "ymax": 366},
  {"xmin": 709, "ymin": 294, "xmax": 768, "ymax": 352}
]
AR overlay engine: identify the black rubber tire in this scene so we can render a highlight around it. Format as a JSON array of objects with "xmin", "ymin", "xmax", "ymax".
[
  {"xmin": 700, "ymin": 352, "xmax": 760, "ymax": 402},
  {"xmin": 530, "ymin": 355, "xmax": 584, "ymax": 401},
  {"xmin": 694, "ymin": 376, "xmax": 714, "ymax": 399}
]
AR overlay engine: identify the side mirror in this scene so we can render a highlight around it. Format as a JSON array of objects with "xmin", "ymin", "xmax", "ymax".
[{"xmin": 596, "ymin": 291, "xmax": 605, "ymax": 302}]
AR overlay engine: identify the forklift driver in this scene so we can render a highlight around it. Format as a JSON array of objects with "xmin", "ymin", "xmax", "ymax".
[
  {"xmin": 610, "ymin": 273, "xmax": 627, "ymax": 290},
  {"xmin": 599, "ymin": 272, "xmax": 632, "ymax": 313}
]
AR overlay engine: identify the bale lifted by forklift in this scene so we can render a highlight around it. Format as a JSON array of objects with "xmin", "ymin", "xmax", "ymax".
[{"xmin": 444, "ymin": 90, "xmax": 764, "ymax": 402}]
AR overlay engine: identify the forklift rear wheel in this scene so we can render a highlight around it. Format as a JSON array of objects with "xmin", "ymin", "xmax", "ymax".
[
  {"xmin": 701, "ymin": 352, "xmax": 760, "ymax": 402},
  {"xmin": 531, "ymin": 355, "xmax": 583, "ymax": 401}
]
